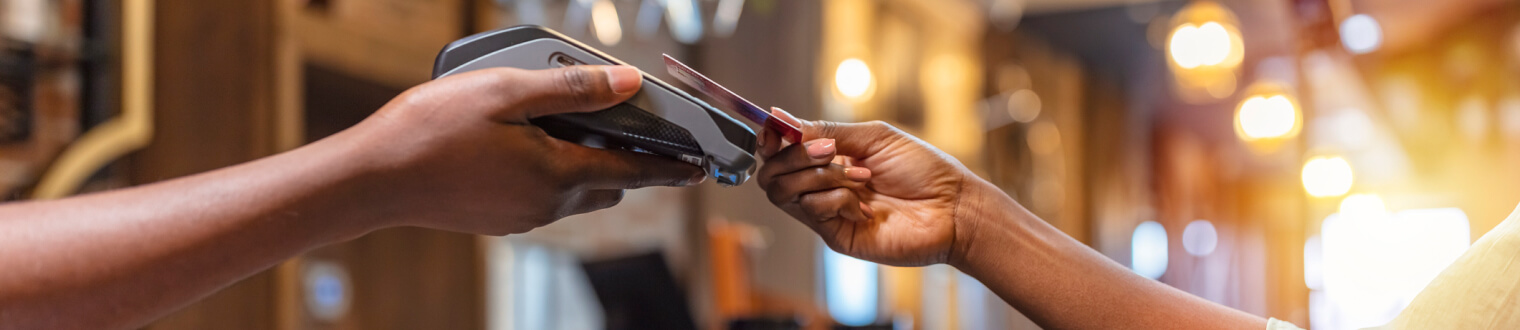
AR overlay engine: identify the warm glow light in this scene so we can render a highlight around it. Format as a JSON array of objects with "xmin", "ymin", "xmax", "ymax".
[
  {"xmin": 591, "ymin": 0, "xmax": 623, "ymax": 46},
  {"xmin": 1340, "ymin": 14, "xmax": 1382, "ymax": 54},
  {"xmin": 1165, "ymin": 1, "xmax": 1244, "ymax": 103},
  {"xmin": 1169, "ymin": 22, "xmax": 1234, "ymax": 69},
  {"xmin": 1131, "ymin": 221, "xmax": 1168, "ymax": 280},
  {"xmin": 834, "ymin": 58, "xmax": 874, "ymax": 100},
  {"xmin": 1317, "ymin": 208, "xmax": 1470, "ymax": 329},
  {"xmin": 1235, "ymin": 94, "xmax": 1300, "ymax": 140},
  {"xmin": 1338, "ymin": 194, "xmax": 1388, "ymax": 220},
  {"xmin": 1302, "ymin": 156, "xmax": 1354, "ymax": 198}
]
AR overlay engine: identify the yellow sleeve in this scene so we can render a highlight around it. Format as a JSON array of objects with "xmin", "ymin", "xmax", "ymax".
[
  {"xmin": 1267, "ymin": 318, "xmax": 1305, "ymax": 330},
  {"xmin": 1380, "ymin": 202, "xmax": 1520, "ymax": 329}
]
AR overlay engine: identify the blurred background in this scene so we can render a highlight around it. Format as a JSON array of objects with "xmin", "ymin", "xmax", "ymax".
[{"xmin": 3, "ymin": 0, "xmax": 1518, "ymax": 329}]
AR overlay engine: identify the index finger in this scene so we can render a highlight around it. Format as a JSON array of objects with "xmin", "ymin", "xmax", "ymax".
[{"xmin": 770, "ymin": 108, "xmax": 900, "ymax": 159}]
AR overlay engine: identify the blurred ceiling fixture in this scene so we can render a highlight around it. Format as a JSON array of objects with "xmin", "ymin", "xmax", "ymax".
[
  {"xmin": 1234, "ymin": 83, "xmax": 1301, "ymax": 143},
  {"xmin": 1131, "ymin": 221, "xmax": 1169, "ymax": 280},
  {"xmin": 1170, "ymin": 22, "xmax": 1235, "ymax": 69},
  {"xmin": 1302, "ymin": 156, "xmax": 1354, "ymax": 198},
  {"xmin": 591, "ymin": 0, "xmax": 623, "ymax": 45},
  {"xmin": 1166, "ymin": 1, "xmax": 1244, "ymax": 102},
  {"xmin": 1339, "ymin": 14, "xmax": 1382, "ymax": 54},
  {"xmin": 665, "ymin": 0, "xmax": 704, "ymax": 44},
  {"xmin": 712, "ymin": 0, "xmax": 746, "ymax": 37},
  {"xmin": 834, "ymin": 58, "xmax": 875, "ymax": 101}
]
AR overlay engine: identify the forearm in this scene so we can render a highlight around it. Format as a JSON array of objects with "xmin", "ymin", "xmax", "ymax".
[
  {"xmin": 949, "ymin": 180, "xmax": 1265, "ymax": 330},
  {"xmin": 0, "ymin": 131, "xmax": 383, "ymax": 329}
]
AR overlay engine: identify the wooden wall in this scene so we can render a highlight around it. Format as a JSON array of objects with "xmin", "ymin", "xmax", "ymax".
[
  {"xmin": 137, "ymin": 0, "xmax": 486, "ymax": 328},
  {"xmin": 137, "ymin": 0, "xmax": 282, "ymax": 328}
]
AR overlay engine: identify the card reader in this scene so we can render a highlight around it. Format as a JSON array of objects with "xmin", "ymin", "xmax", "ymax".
[{"xmin": 432, "ymin": 25, "xmax": 757, "ymax": 186}]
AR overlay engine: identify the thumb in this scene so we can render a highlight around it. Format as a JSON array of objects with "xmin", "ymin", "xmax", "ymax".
[
  {"xmin": 771, "ymin": 108, "xmax": 899, "ymax": 158},
  {"xmin": 497, "ymin": 65, "xmax": 644, "ymax": 122}
]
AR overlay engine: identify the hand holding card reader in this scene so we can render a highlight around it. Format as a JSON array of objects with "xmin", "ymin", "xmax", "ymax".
[{"xmin": 432, "ymin": 25, "xmax": 757, "ymax": 186}]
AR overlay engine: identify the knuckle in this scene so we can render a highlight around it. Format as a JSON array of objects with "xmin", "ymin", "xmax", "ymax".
[
  {"xmin": 544, "ymin": 160, "xmax": 580, "ymax": 190},
  {"xmin": 798, "ymin": 193, "xmax": 838, "ymax": 220},
  {"xmin": 557, "ymin": 67, "xmax": 601, "ymax": 106},
  {"xmin": 810, "ymin": 167, "xmax": 831, "ymax": 178},
  {"xmin": 816, "ymin": 121, "xmax": 842, "ymax": 138}
]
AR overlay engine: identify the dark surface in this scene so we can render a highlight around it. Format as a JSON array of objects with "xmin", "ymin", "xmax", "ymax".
[{"xmin": 582, "ymin": 252, "xmax": 699, "ymax": 330}]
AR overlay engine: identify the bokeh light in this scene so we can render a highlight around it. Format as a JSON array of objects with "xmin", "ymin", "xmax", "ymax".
[
  {"xmin": 1007, "ymin": 89, "xmax": 1042, "ymax": 123},
  {"xmin": 1340, "ymin": 14, "xmax": 1383, "ymax": 54},
  {"xmin": 834, "ymin": 58, "xmax": 874, "ymax": 100},
  {"xmin": 1181, "ymin": 220, "xmax": 1218, "ymax": 256},
  {"xmin": 591, "ymin": 0, "xmax": 622, "ymax": 46},
  {"xmin": 1235, "ymin": 93, "xmax": 1301, "ymax": 141},
  {"xmin": 824, "ymin": 248, "xmax": 878, "ymax": 326},
  {"xmin": 1170, "ymin": 22, "xmax": 1234, "ymax": 69},
  {"xmin": 1164, "ymin": 1, "xmax": 1245, "ymax": 103},
  {"xmin": 664, "ymin": 0, "xmax": 703, "ymax": 44},
  {"xmin": 1131, "ymin": 221, "xmax": 1168, "ymax": 280},
  {"xmin": 1302, "ymin": 156, "xmax": 1354, "ymax": 198}
]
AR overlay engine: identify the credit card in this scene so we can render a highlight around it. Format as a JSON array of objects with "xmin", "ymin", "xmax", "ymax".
[{"xmin": 663, "ymin": 54, "xmax": 803, "ymax": 143}]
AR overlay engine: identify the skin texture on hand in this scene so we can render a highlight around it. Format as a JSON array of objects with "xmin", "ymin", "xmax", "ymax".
[
  {"xmin": 755, "ymin": 109, "xmax": 976, "ymax": 266},
  {"xmin": 0, "ymin": 65, "xmax": 703, "ymax": 329},
  {"xmin": 346, "ymin": 65, "xmax": 705, "ymax": 235},
  {"xmin": 755, "ymin": 112, "xmax": 1268, "ymax": 329}
]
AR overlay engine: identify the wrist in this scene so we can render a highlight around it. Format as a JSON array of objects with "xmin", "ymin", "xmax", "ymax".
[
  {"xmin": 947, "ymin": 178, "xmax": 1028, "ymax": 271},
  {"xmin": 284, "ymin": 126, "xmax": 406, "ymax": 240}
]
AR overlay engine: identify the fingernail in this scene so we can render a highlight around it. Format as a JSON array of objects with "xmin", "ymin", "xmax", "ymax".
[
  {"xmin": 860, "ymin": 202, "xmax": 875, "ymax": 219},
  {"xmin": 772, "ymin": 107, "xmax": 802, "ymax": 126},
  {"xmin": 757, "ymin": 128, "xmax": 770, "ymax": 148},
  {"xmin": 844, "ymin": 166, "xmax": 872, "ymax": 181},
  {"xmin": 805, "ymin": 139, "xmax": 836, "ymax": 159},
  {"xmin": 606, "ymin": 66, "xmax": 642, "ymax": 94}
]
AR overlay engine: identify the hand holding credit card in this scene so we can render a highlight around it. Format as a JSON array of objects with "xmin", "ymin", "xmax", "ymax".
[{"xmin": 663, "ymin": 54, "xmax": 804, "ymax": 143}]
